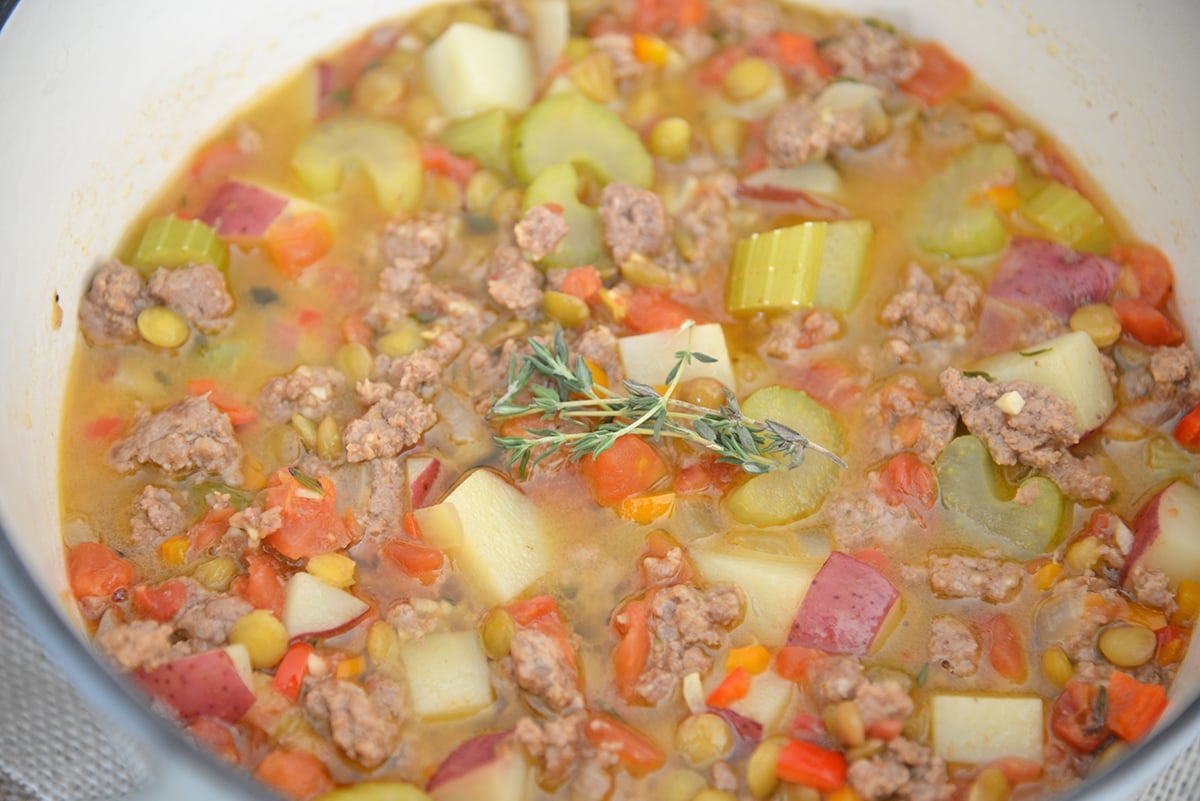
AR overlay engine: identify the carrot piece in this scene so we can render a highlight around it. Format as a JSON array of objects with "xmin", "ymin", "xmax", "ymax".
[
  {"xmin": 617, "ymin": 492, "xmax": 676, "ymax": 524},
  {"xmin": 773, "ymin": 645, "xmax": 825, "ymax": 682},
  {"xmin": 752, "ymin": 32, "xmax": 834, "ymax": 77},
  {"xmin": 186, "ymin": 378, "xmax": 259, "ymax": 426},
  {"xmin": 1112, "ymin": 298, "xmax": 1184, "ymax": 346},
  {"xmin": 419, "ymin": 145, "xmax": 478, "ymax": 188},
  {"xmin": 579, "ymin": 434, "xmax": 669, "ymax": 506},
  {"xmin": 187, "ymin": 718, "xmax": 240, "ymax": 765},
  {"xmin": 1111, "ymin": 244, "xmax": 1174, "ymax": 307},
  {"xmin": 66, "ymin": 542, "xmax": 134, "ymax": 599},
  {"xmin": 624, "ymin": 287, "xmax": 697, "ymax": 333},
  {"xmin": 560, "ymin": 265, "xmax": 603, "ymax": 303},
  {"xmin": 263, "ymin": 468, "xmax": 358, "ymax": 560},
  {"xmin": 877, "ymin": 452, "xmax": 937, "ymax": 518},
  {"xmin": 980, "ymin": 613, "xmax": 1027, "ymax": 682},
  {"xmin": 900, "ymin": 42, "xmax": 971, "ymax": 105},
  {"xmin": 775, "ymin": 739, "xmax": 848, "ymax": 792},
  {"xmin": 584, "ymin": 714, "xmax": 665, "ymax": 775},
  {"xmin": 1175, "ymin": 403, "xmax": 1200, "ymax": 449},
  {"xmin": 381, "ymin": 540, "xmax": 445, "ymax": 585},
  {"xmin": 266, "ymin": 212, "xmax": 333, "ymax": 278},
  {"xmin": 707, "ymin": 665, "xmax": 752, "ymax": 708},
  {"xmin": 296, "ymin": 308, "xmax": 323, "ymax": 328},
  {"xmin": 240, "ymin": 550, "xmax": 285, "ymax": 617},
  {"xmin": 1106, "ymin": 670, "xmax": 1168, "ymax": 743},
  {"xmin": 727, "ymin": 645, "xmax": 771, "ymax": 675},
  {"xmin": 132, "ymin": 580, "xmax": 188, "ymax": 622},
  {"xmin": 82, "ymin": 415, "xmax": 123, "ymax": 442},
  {"xmin": 273, "ymin": 642, "xmax": 314, "ymax": 701},
  {"xmin": 253, "ymin": 750, "xmax": 333, "ymax": 801},
  {"xmin": 613, "ymin": 598, "xmax": 652, "ymax": 702},
  {"xmin": 1156, "ymin": 625, "xmax": 1188, "ymax": 666},
  {"xmin": 632, "ymin": 34, "xmax": 672, "ymax": 66}
]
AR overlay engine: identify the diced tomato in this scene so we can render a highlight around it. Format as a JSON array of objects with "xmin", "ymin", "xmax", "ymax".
[
  {"xmin": 1051, "ymin": 680, "xmax": 1109, "ymax": 753},
  {"xmin": 1174, "ymin": 403, "xmax": 1200, "ymax": 449},
  {"xmin": 507, "ymin": 595, "xmax": 578, "ymax": 670},
  {"xmin": 186, "ymin": 379, "xmax": 258, "ymax": 426},
  {"xmin": 773, "ymin": 645, "xmax": 825, "ymax": 682},
  {"xmin": 848, "ymin": 548, "xmax": 892, "ymax": 577},
  {"xmin": 877, "ymin": 452, "xmax": 937, "ymax": 520},
  {"xmin": 673, "ymin": 457, "xmax": 741, "ymax": 495},
  {"xmin": 1106, "ymin": 670, "xmax": 1168, "ymax": 743},
  {"xmin": 340, "ymin": 315, "xmax": 373, "ymax": 346},
  {"xmin": 237, "ymin": 550, "xmax": 285, "ymax": 617},
  {"xmin": 187, "ymin": 718, "xmax": 240, "ymax": 765},
  {"xmin": 560, "ymin": 266, "xmax": 603, "ymax": 303},
  {"xmin": 296, "ymin": 308, "xmax": 323, "ymax": 328},
  {"xmin": 613, "ymin": 598, "xmax": 652, "ymax": 703},
  {"xmin": 698, "ymin": 46, "xmax": 748, "ymax": 88},
  {"xmin": 382, "ymin": 540, "xmax": 445, "ymax": 585},
  {"xmin": 639, "ymin": 529, "xmax": 695, "ymax": 585},
  {"xmin": 266, "ymin": 212, "xmax": 333, "ymax": 278},
  {"xmin": 624, "ymin": 287, "xmax": 697, "ymax": 334},
  {"xmin": 420, "ymin": 145, "xmax": 477, "ymax": 188},
  {"xmin": 82, "ymin": 415, "xmax": 123, "ymax": 442},
  {"xmin": 584, "ymin": 714, "xmax": 666, "ymax": 775},
  {"xmin": 707, "ymin": 665, "xmax": 751, "ymax": 708},
  {"xmin": 784, "ymin": 360, "xmax": 861, "ymax": 410},
  {"xmin": 66, "ymin": 542, "xmax": 134, "ymax": 599},
  {"xmin": 1110, "ymin": 243, "xmax": 1174, "ymax": 307},
  {"xmin": 631, "ymin": 0, "xmax": 706, "ymax": 35},
  {"xmin": 273, "ymin": 642, "xmax": 314, "ymax": 701},
  {"xmin": 132, "ymin": 580, "xmax": 188, "ymax": 622},
  {"xmin": 788, "ymin": 712, "xmax": 826, "ymax": 740},
  {"xmin": 983, "ymin": 757, "xmax": 1042, "ymax": 786},
  {"xmin": 980, "ymin": 613, "xmax": 1026, "ymax": 682},
  {"xmin": 579, "ymin": 435, "xmax": 670, "ymax": 505},
  {"xmin": 1156, "ymin": 625, "xmax": 1188, "ymax": 666},
  {"xmin": 253, "ymin": 750, "xmax": 333, "ymax": 801},
  {"xmin": 775, "ymin": 739, "xmax": 847, "ymax": 791},
  {"xmin": 263, "ymin": 469, "xmax": 358, "ymax": 560},
  {"xmin": 900, "ymin": 42, "xmax": 971, "ymax": 105},
  {"xmin": 1112, "ymin": 298, "xmax": 1184, "ymax": 347},
  {"xmin": 186, "ymin": 505, "xmax": 236, "ymax": 554},
  {"xmin": 749, "ymin": 32, "xmax": 834, "ymax": 77}
]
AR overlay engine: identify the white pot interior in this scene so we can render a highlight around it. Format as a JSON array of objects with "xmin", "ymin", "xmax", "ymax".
[{"xmin": 1, "ymin": 0, "xmax": 1198, "ymax": 797}]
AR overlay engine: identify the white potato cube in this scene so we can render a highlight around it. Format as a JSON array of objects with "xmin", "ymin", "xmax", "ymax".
[
  {"xmin": 619, "ymin": 323, "xmax": 737, "ymax": 391},
  {"xmin": 932, "ymin": 694, "xmax": 1044, "ymax": 764},
  {"xmin": 691, "ymin": 543, "xmax": 817, "ymax": 645},
  {"xmin": 400, "ymin": 631, "xmax": 494, "ymax": 721},
  {"xmin": 423, "ymin": 23, "xmax": 534, "ymax": 119},
  {"xmin": 730, "ymin": 669, "xmax": 795, "ymax": 733}
]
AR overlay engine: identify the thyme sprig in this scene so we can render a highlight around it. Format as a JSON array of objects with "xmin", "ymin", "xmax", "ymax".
[{"xmin": 489, "ymin": 325, "xmax": 846, "ymax": 479}]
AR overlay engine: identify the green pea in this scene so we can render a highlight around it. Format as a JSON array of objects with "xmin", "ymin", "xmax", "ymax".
[{"xmin": 650, "ymin": 116, "xmax": 693, "ymax": 162}]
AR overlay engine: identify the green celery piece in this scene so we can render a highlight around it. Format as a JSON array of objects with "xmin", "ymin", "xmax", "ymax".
[
  {"xmin": 130, "ymin": 216, "xmax": 228, "ymax": 273},
  {"xmin": 510, "ymin": 93, "xmax": 653, "ymax": 188},
  {"xmin": 935, "ymin": 435, "xmax": 1065, "ymax": 557},
  {"xmin": 915, "ymin": 143, "xmax": 1022, "ymax": 260},
  {"xmin": 439, "ymin": 108, "xmax": 512, "ymax": 174},
  {"xmin": 728, "ymin": 222, "xmax": 826, "ymax": 314},
  {"xmin": 814, "ymin": 220, "xmax": 874, "ymax": 312},
  {"xmin": 1022, "ymin": 180, "xmax": 1112, "ymax": 254},
  {"xmin": 292, "ymin": 114, "xmax": 423, "ymax": 214},
  {"xmin": 522, "ymin": 163, "xmax": 604, "ymax": 269},
  {"xmin": 725, "ymin": 386, "xmax": 846, "ymax": 527}
]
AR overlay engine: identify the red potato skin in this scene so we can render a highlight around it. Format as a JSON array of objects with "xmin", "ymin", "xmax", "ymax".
[
  {"xmin": 988, "ymin": 237, "xmax": 1119, "ymax": 320},
  {"xmin": 409, "ymin": 458, "xmax": 442, "ymax": 509},
  {"xmin": 787, "ymin": 551, "xmax": 900, "ymax": 655},
  {"xmin": 426, "ymin": 731, "xmax": 512, "ymax": 792},
  {"xmin": 1122, "ymin": 481, "xmax": 1200, "ymax": 586},
  {"xmin": 199, "ymin": 181, "xmax": 289, "ymax": 239},
  {"xmin": 132, "ymin": 649, "xmax": 255, "ymax": 724}
]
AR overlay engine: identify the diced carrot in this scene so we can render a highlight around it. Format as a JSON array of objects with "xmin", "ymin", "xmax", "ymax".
[
  {"xmin": 266, "ymin": 212, "xmax": 333, "ymax": 278},
  {"xmin": 584, "ymin": 714, "xmax": 665, "ymax": 775},
  {"xmin": 707, "ymin": 665, "xmax": 752, "ymax": 708},
  {"xmin": 727, "ymin": 645, "xmax": 771, "ymax": 675},
  {"xmin": 335, "ymin": 655, "xmax": 366, "ymax": 678},
  {"xmin": 773, "ymin": 645, "xmax": 825, "ymax": 682},
  {"xmin": 624, "ymin": 287, "xmax": 697, "ymax": 333},
  {"xmin": 1106, "ymin": 670, "xmax": 1168, "ymax": 743},
  {"xmin": 403, "ymin": 511, "xmax": 422, "ymax": 539},
  {"xmin": 419, "ymin": 145, "xmax": 477, "ymax": 188},
  {"xmin": 632, "ymin": 34, "xmax": 672, "ymax": 66},
  {"xmin": 132, "ymin": 580, "xmax": 188, "ymax": 622},
  {"xmin": 613, "ymin": 598, "xmax": 652, "ymax": 702},
  {"xmin": 66, "ymin": 542, "xmax": 134, "ymax": 599},
  {"xmin": 560, "ymin": 265, "xmax": 603, "ymax": 303},
  {"xmin": 159, "ymin": 536, "xmax": 189, "ymax": 566},
  {"xmin": 1110, "ymin": 244, "xmax": 1174, "ymax": 307},
  {"xmin": 186, "ymin": 378, "xmax": 258, "ymax": 426},
  {"xmin": 296, "ymin": 308, "xmax": 323, "ymax": 328},
  {"xmin": 698, "ymin": 46, "xmax": 748, "ymax": 88},
  {"xmin": 264, "ymin": 468, "xmax": 358, "ymax": 560},
  {"xmin": 240, "ymin": 550, "xmax": 285, "ymax": 617},
  {"xmin": 750, "ymin": 32, "xmax": 834, "ymax": 77},
  {"xmin": 900, "ymin": 42, "xmax": 971, "ymax": 105},
  {"xmin": 382, "ymin": 540, "xmax": 445, "ymax": 585},
  {"xmin": 632, "ymin": 0, "xmax": 706, "ymax": 35},
  {"xmin": 877, "ymin": 452, "xmax": 937, "ymax": 520},
  {"xmin": 1156, "ymin": 625, "xmax": 1188, "ymax": 666},
  {"xmin": 253, "ymin": 750, "xmax": 333, "ymax": 801},
  {"xmin": 273, "ymin": 642, "xmax": 314, "ymax": 701},
  {"xmin": 980, "ymin": 613, "xmax": 1027, "ymax": 682},
  {"xmin": 340, "ymin": 315, "xmax": 372, "ymax": 346},
  {"xmin": 1172, "ymin": 579, "xmax": 1200, "ymax": 627},
  {"xmin": 1112, "ymin": 298, "xmax": 1184, "ymax": 347},
  {"xmin": 579, "ymin": 434, "xmax": 670, "ymax": 506},
  {"xmin": 187, "ymin": 718, "xmax": 240, "ymax": 765},
  {"xmin": 827, "ymin": 787, "xmax": 863, "ymax": 801},
  {"xmin": 1175, "ymin": 403, "xmax": 1200, "ymax": 449},
  {"xmin": 775, "ymin": 739, "xmax": 847, "ymax": 791},
  {"xmin": 83, "ymin": 415, "xmax": 123, "ymax": 442},
  {"xmin": 617, "ymin": 492, "xmax": 676, "ymax": 524},
  {"xmin": 1033, "ymin": 562, "xmax": 1064, "ymax": 591}
]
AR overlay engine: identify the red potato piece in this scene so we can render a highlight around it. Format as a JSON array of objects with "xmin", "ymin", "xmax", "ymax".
[
  {"xmin": 987, "ymin": 237, "xmax": 1118, "ymax": 320},
  {"xmin": 407, "ymin": 456, "xmax": 442, "ymax": 509},
  {"xmin": 427, "ymin": 731, "xmax": 510, "ymax": 791},
  {"xmin": 710, "ymin": 706, "xmax": 764, "ymax": 745},
  {"xmin": 787, "ymin": 551, "xmax": 901, "ymax": 655},
  {"xmin": 132, "ymin": 649, "xmax": 255, "ymax": 724},
  {"xmin": 1123, "ymin": 480, "xmax": 1200, "ymax": 588},
  {"xmin": 281, "ymin": 572, "xmax": 370, "ymax": 640},
  {"xmin": 428, "ymin": 731, "xmax": 531, "ymax": 801},
  {"xmin": 199, "ymin": 181, "xmax": 290, "ymax": 239}
]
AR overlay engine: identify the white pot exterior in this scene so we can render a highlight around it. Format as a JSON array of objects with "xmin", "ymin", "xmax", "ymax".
[{"xmin": 0, "ymin": 1, "xmax": 1197, "ymax": 798}]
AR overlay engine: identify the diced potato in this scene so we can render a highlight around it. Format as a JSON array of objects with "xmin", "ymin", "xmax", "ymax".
[
  {"xmin": 730, "ymin": 668, "xmax": 795, "ymax": 733},
  {"xmin": 976, "ymin": 330, "xmax": 1115, "ymax": 432},
  {"xmin": 788, "ymin": 552, "xmax": 901, "ymax": 656},
  {"xmin": 423, "ymin": 23, "xmax": 534, "ymax": 119},
  {"xmin": 1126, "ymin": 481, "xmax": 1200, "ymax": 589},
  {"xmin": 429, "ymin": 737, "xmax": 532, "ymax": 801},
  {"xmin": 400, "ymin": 631, "xmax": 494, "ymax": 721},
  {"xmin": 415, "ymin": 469, "xmax": 553, "ymax": 604},
  {"xmin": 619, "ymin": 322, "xmax": 737, "ymax": 391},
  {"xmin": 931, "ymin": 695, "xmax": 1044, "ymax": 764}
]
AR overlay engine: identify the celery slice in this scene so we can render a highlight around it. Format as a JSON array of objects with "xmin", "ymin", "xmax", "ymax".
[
  {"xmin": 291, "ymin": 115, "xmax": 423, "ymax": 213},
  {"xmin": 814, "ymin": 220, "xmax": 873, "ymax": 312},
  {"xmin": 725, "ymin": 386, "xmax": 846, "ymax": 527},
  {"xmin": 1022, "ymin": 180, "xmax": 1112, "ymax": 254},
  {"xmin": 130, "ymin": 216, "xmax": 228, "ymax": 272},
  {"xmin": 510, "ymin": 93, "xmax": 653, "ymax": 188},
  {"xmin": 439, "ymin": 109, "xmax": 512, "ymax": 174},
  {"xmin": 915, "ymin": 143, "xmax": 1022, "ymax": 260},
  {"xmin": 935, "ymin": 435, "xmax": 1065, "ymax": 557},
  {"xmin": 522, "ymin": 163, "xmax": 603, "ymax": 269},
  {"xmin": 728, "ymin": 222, "xmax": 825, "ymax": 314}
]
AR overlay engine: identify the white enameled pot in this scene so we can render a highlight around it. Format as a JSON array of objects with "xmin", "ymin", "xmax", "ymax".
[{"xmin": 0, "ymin": 1, "xmax": 1198, "ymax": 798}]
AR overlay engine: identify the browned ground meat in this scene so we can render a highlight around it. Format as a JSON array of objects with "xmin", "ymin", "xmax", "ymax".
[
  {"xmin": 855, "ymin": 679, "xmax": 915, "ymax": 731},
  {"xmin": 674, "ymin": 183, "xmax": 732, "ymax": 271},
  {"xmin": 634, "ymin": 584, "xmax": 744, "ymax": 704},
  {"xmin": 515, "ymin": 204, "xmax": 569, "ymax": 261},
  {"xmin": 258, "ymin": 365, "xmax": 346, "ymax": 423},
  {"xmin": 110, "ymin": 395, "xmax": 244, "ymax": 484},
  {"xmin": 862, "ymin": 376, "xmax": 957, "ymax": 464},
  {"xmin": 826, "ymin": 490, "xmax": 913, "ymax": 551},
  {"xmin": 766, "ymin": 100, "xmax": 866, "ymax": 167},
  {"xmin": 712, "ymin": 760, "xmax": 739, "ymax": 793},
  {"xmin": 848, "ymin": 737, "xmax": 953, "ymax": 801},
  {"xmin": 78, "ymin": 260, "xmax": 151, "ymax": 345},
  {"xmin": 1125, "ymin": 564, "xmax": 1176, "ymax": 611},
  {"xmin": 599, "ymin": 182, "xmax": 671, "ymax": 264},
  {"xmin": 379, "ymin": 330, "xmax": 464, "ymax": 396},
  {"xmin": 928, "ymin": 616, "xmax": 980, "ymax": 676},
  {"xmin": 380, "ymin": 215, "xmax": 450, "ymax": 277},
  {"xmin": 147, "ymin": 263, "xmax": 234, "ymax": 331},
  {"xmin": 821, "ymin": 19, "xmax": 921, "ymax": 89},
  {"xmin": 514, "ymin": 713, "xmax": 587, "ymax": 785},
  {"xmin": 344, "ymin": 389, "xmax": 437, "ymax": 463},
  {"xmin": 361, "ymin": 457, "xmax": 405, "ymax": 538},
  {"xmin": 881, "ymin": 264, "xmax": 983, "ymax": 362},
  {"xmin": 173, "ymin": 582, "xmax": 253, "ymax": 651},
  {"xmin": 98, "ymin": 619, "xmax": 176, "ymax": 671},
  {"xmin": 642, "ymin": 547, "xmax": 685, "ymax": 586},
  {"xmin": 129, "ymin": 485, "xmax": 184, "ymax": 545},
  {"xmin": 487, "ymin": 245, "xmax": 545, "ymax": 317},
  {"xmin": 1123, "ymin": 345, "xmax": 1200, "ymax": 423},
  {"xmin": 510, "ymin": 628, "xmax": 583, "ymax": 713},
  {"xmin": 387, "ymin": 598, "xmax": 451, "ymax": 639},
  {"xmin": 573, "ymin": 325, "xmax": 624, "ymax": 386},
  {"xmin": 228, "ymin": 505, "xmax": 282, "ymax": 540},
  {"xmin": 590, "ymin": 33, "xmax": 641, "ymax": 80},
  {"xmin": 809, "ymin": 656, "xmax": 867, "ymax": 707},
  {"xmin": 764, "ymin": 310, "xmax": 841, "ymax": 357},
  {"xmin": 488, "ymin": 0, "xmax": 529, "ymax": 33},
  {"xmin": 713, "ymin": 0, "xmax": 782, "ymax": 39},
  {"xmin": 928, "ymin": 553, "xmax": 1023, "ymax": 603},
  {"xmin": 940, "ymin": 368, "xmax": 1112, "ymax": 502},
  {"xmin": 304, "ymin": 678, "xmax": 400, "ymax": 769}
]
